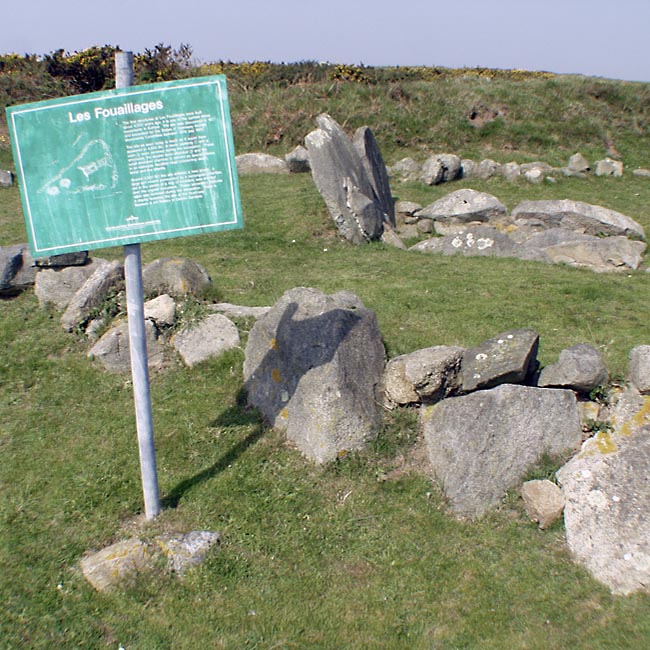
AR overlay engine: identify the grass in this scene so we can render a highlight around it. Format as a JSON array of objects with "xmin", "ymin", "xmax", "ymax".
[{"xmin": 2, "ymin": 68, "xmax": 650, "ymax": 648}]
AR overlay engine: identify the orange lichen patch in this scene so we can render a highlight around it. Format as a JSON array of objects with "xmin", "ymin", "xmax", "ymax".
[
  {"xmin": 271, "ymin": 368, "xmax": 282, "ymax": 383},
  {"xmin": 269, "ymin": 337, "xmax": 278, "ymax": 350},
  {"xmin": 280, "ymin": 408, "xmax": 289, "ymax": 419}
]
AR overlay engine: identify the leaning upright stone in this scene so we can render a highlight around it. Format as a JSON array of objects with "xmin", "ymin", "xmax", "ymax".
[
  {"xmin": 244, "ymin": 287, "xmax": 385, "ymax": 464},
  {"xmin": 305, "ymin": 114, "xmax": 384, "ymax": 243},
  {"xmin": 353, "ymin": 126, "xmax": 395, "ymax": 225}
]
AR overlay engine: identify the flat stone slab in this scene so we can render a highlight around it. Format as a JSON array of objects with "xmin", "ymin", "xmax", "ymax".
[{"xmin": 172, "ymin": 313, "xmax": 240, "ymax": 367}]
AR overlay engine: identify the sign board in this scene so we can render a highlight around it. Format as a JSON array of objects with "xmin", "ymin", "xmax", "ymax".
[{"xmin": 6, "ymin": 75, "xmax": 242, "ymax": 257}]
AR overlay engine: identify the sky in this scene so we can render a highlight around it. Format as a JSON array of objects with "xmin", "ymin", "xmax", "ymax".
[{"xmin": 2, "ymin": 0, "xmax": 649, "ymax": 82}]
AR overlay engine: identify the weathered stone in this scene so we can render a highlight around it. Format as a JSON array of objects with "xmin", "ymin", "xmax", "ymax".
[
  {"xmin": 389, "ymin": 157, "xmax": 421, "ymax": 181},
  {"xmin": 305, "ymin": 114, "xmax": 384, "ymax": 243},
  {"xmin": 410, "ymin": 226, "xmax": 520, "ymax": 260},
  {"xmin": 511, "ymin": 199, "xmax": 645, "ymax": 240},
  {"xmin": 144, "ymin": 294, "xmax": 176, "ymax": 327},
  {"xmin": 244, "ymin": 287, "xmax": 385, "ymax": 464},
  {"xmin": 0, "ymin": 169, "xmax": 13, "ymax": 187},
  {"xmin": 285, "ymin": 145, "xmax": 310, "ymax": 173},
  {"xmin": 633, "ymin": 168, "xmax": 650, "ymax": 178},
  {"xmin": 0, "ymin": 245, "xmax": 25, "ymax": 293},
  {"xmin": 416, "ymin": 189, "xmax": 508, "ymax": 227},
  {"xmin": 10, "ymin": 246, "xmax": 36, "ymax": 291},
  {"xmin": 524, "ymin": 168, "xmax": 545, "ymax": 184},
  {"xmin": 557, "ymin": 418, "xmax": 650, "ymax": 595},
  {"xmin": 476, "ymin": 159, "xmax": 501, "ymax": 179},
  {"xmin": 209, "ymin": 302, "xmax": 271, "ymax": 320},
  {"xmin": 380, "ymin": 222, "xmax": 407, "ymax": 250},
  {"xmin": 61, "ymin": 260, "xmax": 124, "ymax": 331},
  {"xmin": 499, "ymin": 161, "xmax": 521, "ymax": 181},
  {"xmin": 420, "ymin": 154, "xmax": 461, "ymax": 185},
  {"xmin": 567, "ymin": 153, "xmax": 591, "ymax": 174},
  {"xmin": 461, "ymin": 328, "xmax": 539, "ymax": 393},
  {"xmin": 33, "ymin": 251, "xmax": 89, "ymax": 268},
  {"xmin": 422, "ymin": 384, "xmax": 581, "ymax": 518},
  {"xmin": 629, "ymin": 345, "xmax": 650, "ymax": 394},
  {"xmin": 595, "ymin": 158, "xmax": 624, "ymax": 177},
  {"xmin": 384, "ymin": 346, "xmax": 464, "ymax": 407},
  {"xmin": 88, "ymin": 319, "xmax": 167, "ymax": 372},
  {"xmin": 172, "ymin": 313, "xmax": 240, "ymax": 367},
  {"xmin": 521, "ymin": 479, "xmax": 565, "ymax": 529},
  {"xmin": 80, "ymin": 539, "xmax": 153, "ymax": 592},
  {"xmin": 236, "ymin": 152, "xmax": 289, "ymax": 174},
  {"xmin": 537, "ymin": 344, "xmax": 608, "ymax": 393},
  {"xmin": 35, "ymin": 259, "xmax": 106, "ymax": 309},
  {"xmin": 142, "ymin": 257, "xmax": 211, "ymax": 297},
  {"xmin": 353, "ymin": 126, "xmax": 395, "ymax": 224},
  {"xmin": 154, "ymin": 530, "xmax": 220, "ymax": 575},
  {"xmin": 460, "ymin": 159, "xmax": 477, "ymax": 178},
  {"xmin": 394, "ymin": 200, "xmax": 422, "ymax": 222}
]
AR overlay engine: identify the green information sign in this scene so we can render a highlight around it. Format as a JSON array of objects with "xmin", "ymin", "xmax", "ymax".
[{"xmin": 6, "ymin": 75, "xmax": 243, "ymax": 257}]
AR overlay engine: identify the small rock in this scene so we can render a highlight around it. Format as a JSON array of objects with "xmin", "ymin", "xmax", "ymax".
[
  {"xmin": 172, "ymin": 313, "xmax": 240, "ymax": 367},
  {"xmin": 521, "ymin": 479, "xmax": 565, "ymax": 529},
  {"xmin": 154, "ymin": 530, "xmax": 220, "ymax": 575},
  {"xmin": 285, "ymin": 145, "xmax": 310, "ymax": 173},
  {"xmin": 595, "ymin": 158, "xmax": 624, "ymax": 177},
  {"xmin": 80, "ymin": 539, "xmax": 153, "ymax": 592},
  {"xmin": 629, "ymin": 345, "xmax": 650, "ymax": 394},
  {"xmin": 236, "ymin": 152, "xmax": 289, "ymax": 174},
  {"xmin": 144, "ymin": 294, "xmax": 176, "ymax": 328},
  {"xmin": 567, "ymin": 153, "xmax": 591, "ymax": 174},
  {"xmin": 0, "ymin": 169, "xmax": 13, "ymax": 187},
  {"xmin": 537, "ymin": 344, "xmax": 608, "ymax": 393}
]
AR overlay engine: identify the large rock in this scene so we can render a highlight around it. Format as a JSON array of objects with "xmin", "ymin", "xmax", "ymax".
[
  {"xmin": 557, "ymin": 397, "xmax": 650, "ymax": 595},
  {"xmin": 87, "ymin": 319, "xmax": 167, "ymax": 372},
  {"xmin": 142, "ymin": 257, "xmax": 211, "ymax": 297},
  {"xmin": 61, "ymin": 260, "xmax": 124, "ymax": 331},
  {"xmin": 511, "ymin": 199, "xmax": 645, "ymax": 241},
  {"xmin": 244, "ymin": 287, "xmax": 385, "ymax": 464},
  {"xmin": 384, "ymin": 345, "xmax": 464, "ymax": 407},
  {"xmin": 235, "ymin": 153, "xmax": 289, "ymax": 175},
  {"xmin": 172, "ymin": 313, "xmax": 240, "ymax": 367},
  {"xmin": 537, "ymin": 344, "xmax": 608, "ymax": 393},
  {"xmin": 410, "ymin": 226, "xmax": 521, "ymax": 259},
  {"xmin": 353, "ymin": 126, "xmax": 395, "ymax": 225},
  {"xmin": 461, "ymin": 328, "xmax": 539, "ymax": 393},
  {"xmin": 80, "ymin": 539, "xmax": 153, "ymax": 591},
  {"xmin": 305, "ymin": 114, "xmax": 384, "ymax": 243},
  {"xmin": 35, "ymin": 258, "xmax": 106, "ymax": 309},
  {"xmin": 416, "ymin": 189, "xmax": 508, "ymax": 231},
  {"xmin": 422, "ymin": 384, "xmax": 582, "ymax": 518}
]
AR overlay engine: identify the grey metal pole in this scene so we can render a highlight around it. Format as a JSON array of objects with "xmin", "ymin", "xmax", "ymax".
[{"xmin": 117, "ymin": 51, "xmax": 161, "ymax": 519}]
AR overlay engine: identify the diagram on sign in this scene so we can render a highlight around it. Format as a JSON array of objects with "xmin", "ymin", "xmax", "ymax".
[{"xmin": 40, "ymin": 139, "xmax": 118, "ymax": 197}]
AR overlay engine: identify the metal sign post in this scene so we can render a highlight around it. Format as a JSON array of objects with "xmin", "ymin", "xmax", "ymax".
[{"xmin": 116, "ymin": 51, "xmax": 160, "ymax": 519}]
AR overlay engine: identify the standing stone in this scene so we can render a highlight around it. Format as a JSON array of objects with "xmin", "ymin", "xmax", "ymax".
[
  {"xmin": 384, "ymin": 346, "xmax": 464, "ymax": 407},
  {"xmin": 557, "ymin": 423, "xmax": 650, "ymax": 595},
  {"xmin": 520, "ymin": 479, "xmax": 565, "ymax": 529},
  {"xmin": 172, "ymin": 313, "xmax": 240, "ymax": 367},
  {"xmin": 422, "ymin": 384, "xmax": 581, "ymax": 518},
  {"xmin": 353, "ymin": 126, "xmax": 395, "ymax": 225},
  {"xmin": 61, "ymin": 260, "xmax": 124, "ymax": 331},
  {"xmin": 305, "ymin": 114, "xmax": 384, "ymax": 243},
  {"xmin": 244, "ymin": 287, "xmax": 385, "ymax": 464},
  {"xmin": 460, "ymin": 328, "xmax": 539, "ymax": 392},
  {"xmin": 537, "ymin": 344, "xmax": 608, "ymax": 393},
  {"xmin": 629, "ymin": 345, "xmax": 650, "ymax": 394}
]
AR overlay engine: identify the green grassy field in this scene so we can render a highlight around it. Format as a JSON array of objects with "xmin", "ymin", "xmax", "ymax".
[{"xmin": 2, "ymin": 63, "xmax": 650, "ymax": 648}]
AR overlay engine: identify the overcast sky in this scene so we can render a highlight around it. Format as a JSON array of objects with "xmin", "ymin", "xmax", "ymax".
[{"xmin": 2, "ymin": 0, "xmax": 648, "ymax": 82}]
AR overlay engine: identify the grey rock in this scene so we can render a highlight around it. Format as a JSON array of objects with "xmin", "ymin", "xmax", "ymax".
[
  {"xmin": 142, "ymin": 257, "xmax": 211, "ymax": 297},
  {"xmin": 0, "ymin": 244, "xmax": 25, "ymax": 293},
  {"xmin": 88, "ymin": 319, "xmax": 167, "ymax": 372},
  {"xmin": 236, "ymin": 152, "xmax": 289, "ymax": 175},
  {"xmin": 416, "ymin": 218, "xmax": 434, "ymax": 235},
  {"xmin": 511, "ymin": 199, "xmax": 645, "ymax": 240},
  {"xmin": 595, "ymin": 158, "xmax": 624, "ymax": 177},
  {"xmin": 417, "ymin": 189, "xmax": 508, "ymax": 227},
  {"xmin": 461, "ymin": 328, "xmax": 539, "ymax": 393},
  {"xmin": 633, "ymin": 168, "xmax": 650, "ymax": 178},
  {"xmin": 305, "ymin": 114, "xmax": 384, "ymax": 243},
  {"xmin": 410, "ymin": 226, "xmax": 520, "ymax": 260},
  {"xmin": 422, "ymin": 384, "xmax": 581, "ymax": 518},
  {"xmin": 154, "ymin": 530, "xmax": 220, "ymax": 575},
  {"xmin": 557, "ymin": 422, "xmax": 650, "ymax": 595},
  {"xmin": 499, "ymin": 161, "xmax": 521, "ymax": 181},
  {"xmin": 144, "ymin": 294, "xmax": 176, "ymax": 327},
  {"xmin": 80, "ymin": 539, "xmax": 153, "ymax": 591},
  {"xmin": 567, "ymin": 153, "xmax": 591, "ymax": 174},
  {"xmin": 0, "ymin": 169, "xmax": 13, "ymax": 187},
  {"xmin": 285, "ymin": 145, "xmax": 311, "ymax": 173},
  {"xmin": 538, "ymin": 344, "xmax": 608, "ymax": 393},
  {"xmin": 524, "ymin": 168, "xmax": 545, "ymax": 184},
  {"xmin": 209, "ymin": 302, "xmax": 271, "ymax": 320},
  {"xmin": 35, "ymin": 258, "xmax": 106, "ymax": 309},
  {"xmin": 476, "ymin": 159, "xmax": 501, "ymax": 179},
  {"xmin": 629, "ymin": 345, "xmax": 650, "ymax": 394},
  {"xmin": 61, "ymin": 260, "xmax": 124, "ymax": 331},
  {"xmin": 172, "ymin": 313, "xmax": 240, "ymax": 367},
  {"xmin": 384, "ymin": 345, "xmax": 464, "ymax": 407},
  {"xmin": 244, "ymin": 287, "xmax": 385, "ymax": 464},
  {"xmin": 420, "ymin": 154, "xmax": 461, "ymax": 185},
  {"xmin": 389, "ymin": 157, "xmax": 421, "ymax": 181},
  {"xmin": 460, "ymin": 159, "xmax": 477, "ymax": 178},
  {"xmin": 34, "ymin": 251, "xmax": 89, "ymax": 268},
  {"xmin": 380, "ymin": 222, "xmax": 407, "ymax": 250},
  {"xmin": 353, "ymin": 126, "xmax": 395, "ymax": 224},
  {"xmin": 394, "ymin": 200, "xmax": 422, "ymax": 222},
  {"xmin": 521, "ymin": 479, "xmax": 565, "ymax": 529}
]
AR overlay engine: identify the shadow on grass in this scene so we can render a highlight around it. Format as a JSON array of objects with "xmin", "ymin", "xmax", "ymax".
[{"xmin": 162, "ymin": 393, "xmax": 265, "ymax": 509}]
